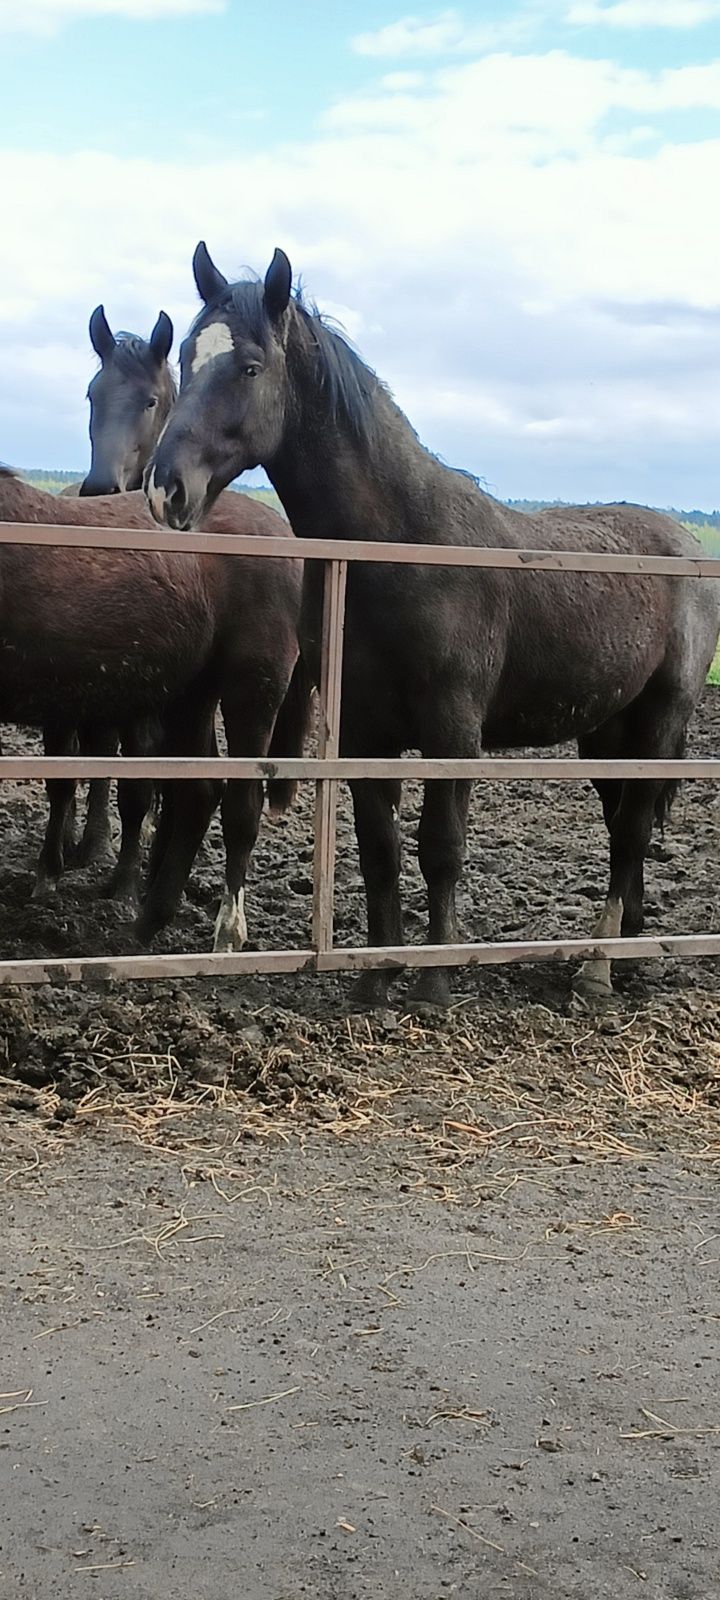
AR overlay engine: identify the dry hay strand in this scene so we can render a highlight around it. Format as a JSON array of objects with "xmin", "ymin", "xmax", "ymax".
[{"xmin": 0, "ymin": 984, "xmax": 718, "ymax": 1176}]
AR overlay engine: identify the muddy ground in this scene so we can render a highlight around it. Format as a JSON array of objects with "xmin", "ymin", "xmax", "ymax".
[{"xmin": 1, "ymin": 693, "xmax": 718, "ymax": 1598}]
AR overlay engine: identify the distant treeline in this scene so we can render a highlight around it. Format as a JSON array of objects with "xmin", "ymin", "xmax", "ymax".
[
  {"xmin": 507, "ymin": 497, "xmax": 720, "ymax": 529},
  {"xmin": 17, "ymin": 476, "xmax": 720, "ymax": 534}
]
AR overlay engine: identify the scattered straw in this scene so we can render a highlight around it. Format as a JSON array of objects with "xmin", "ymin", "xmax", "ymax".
[
  {"xmin": 226, "ymin": 1385, "xmax": 301, "ymax": 1414},
  {"xmin": 0, "ymin": 1388, "xmax": 44, "ymax": 1417},
  {"xmin": 76, "ymin": 1559, "xmax": 135, "ymax": 1574},
  {"xmin": 621, "ymin": 1405, "xmax": 720, "ymax": 1441},
  {"xmin": 0, "ymin": 985, "xmax": 718, "ymax": 1186}
]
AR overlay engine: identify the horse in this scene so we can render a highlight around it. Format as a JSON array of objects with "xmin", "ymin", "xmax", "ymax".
[
  {"xmin": 0, "ymin": 467, "xmax": 309, "ymax": 947},
  {"xmin": 81, "ymin": 306, "xmax": 176, "ymax": 496},
  {"xmin": 146, "ymin": 241, "xmax": 719, "ymax": 1007},
  {"xmin": 60, "ymin": 306, "xmax": 178, "ymax": 875}
]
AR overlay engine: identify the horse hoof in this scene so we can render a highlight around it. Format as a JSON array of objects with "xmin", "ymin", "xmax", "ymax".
[
  {"xmin": 347, "ymin": 970, "xmax": 396, "ymax": 1012},
  {"xmin": 212, "ymin": 930, "xmax": 245, "ymax": 954},
  {"xmin": 572, "ymin": 971, "xmax": 614, "ymax": 1004},
  {"xmin": 407, "ymin": 970, "xmax": 453, "ymax": 1010},
  {"xmin": 73, "ymin": 835, "xmax": 114, "ymax": 869},
  {"xmin": 31, "ymin": 876, "xmax": 59, "ymax": 902},
  {"xmin": 133, "ymin": 910, "xmax": 160, "ymax": 947},
  {"xmin": 102, "ymin": 868, "xmax": 140, "ymax": 907}
]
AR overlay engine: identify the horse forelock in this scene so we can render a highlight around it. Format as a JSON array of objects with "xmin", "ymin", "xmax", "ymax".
[
  {"xmin": 109, "ymin": 335, "xmax": 177, "ymax": 396},
  {"xmin": 190, "ymin": 275, "xmax": 381, "ymax": 444}
]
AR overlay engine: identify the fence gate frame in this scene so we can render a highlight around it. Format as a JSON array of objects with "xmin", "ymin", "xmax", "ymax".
[{"xmin": 0, "ymin": 516, "xmax": 719, "ymax": 988}]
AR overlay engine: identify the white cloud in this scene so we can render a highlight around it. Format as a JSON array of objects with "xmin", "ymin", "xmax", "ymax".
[
  {"xmin": 0, "ymin": 0, "xmax": 222, "ymax": 35},
  {"xmin": 568, "ymin": 0, "xmax": 720, "ymax": 27},
  {"xmin": 2, "ymin": 43, "xmax": 720, "ymax": 502},
  {"xmin": 325, "ymin": 50, "xmax": 720, "ymax": 155},
  {"xmin": 380, "ymin": 70, "xmax": 427, "ymax": 91},
  {"xmin": 352, "ymin": 10, "xmax": 471, "ymax": 57},
  {"xmin": 351, "ymin": 7, "xmax": 533, "ymax": 59}
]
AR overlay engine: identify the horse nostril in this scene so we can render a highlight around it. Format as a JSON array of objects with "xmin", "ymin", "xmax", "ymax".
[{"xmin": 168, "ymin": 477, "xmax": 188, "ymax": 520}]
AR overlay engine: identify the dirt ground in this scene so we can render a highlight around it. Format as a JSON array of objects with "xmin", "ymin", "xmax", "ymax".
[{"xmin": 1, "ymin": 692, "xmax": 719, "ymax": 1599}]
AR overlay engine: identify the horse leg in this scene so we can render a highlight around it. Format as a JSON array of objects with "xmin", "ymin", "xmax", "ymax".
[
  {"xmin": 574, "ymin": 780, "xmax": 662, "ymax": 999},
  {"xmin": 348, "ymin": 777, "xmax": 403, "ymax": 1010},
  {"xmin": 103, "ymin": 725, "xmax": 156, "ymax": 905},
  {"xmin": 135, "ymin": 694, "xmax": 221, "ymax": 944},
  {"xmin": 212, "ymin": 691, "xmax": 274, "ymax": 954},
  {"xmin": 574, "ymin": 688, "xmax": 687, "ymax": 998},
  {"xmin": 34, "ymin": 726, "xmax": 78, "ymax": 898},
  {"xmin": 144, "ymin": 782, "xmax": 174, "ymax": 893},
  {"xmin": 409, "ymin": 777, "xmax": 472, "ymax": 1008},
  {"xmin": 74, "ymin": 725, "xmax": 116, "ymax": 867}
]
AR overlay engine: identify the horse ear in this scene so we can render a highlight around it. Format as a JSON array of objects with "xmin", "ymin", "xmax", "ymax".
[
  {"xmin": 89, "ymin": 305, "xmax": 115, "ymax": 363},
  {"xmin": 149, "ymin": 310, "xmax": 173, "ymax": 366},
  {"xmin": 192, "ymin": 241, "xmax": 228, "ymax": 305},
  {"xmin": 264, "ymin": 248, "xmax": 292, "ymax": 322}
]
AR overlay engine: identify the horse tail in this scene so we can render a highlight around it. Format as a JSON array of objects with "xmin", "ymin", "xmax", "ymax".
[
  {"xmin": 654, "ymin": 732, "xmax": 686, "ymax": 834},
  {"xmin": 266, "ymin": 654, "xmax": 315, "ymax": 815},
  {"xmin": 655, "ymin": 779, "xmax": 680, "ymax": 835}
]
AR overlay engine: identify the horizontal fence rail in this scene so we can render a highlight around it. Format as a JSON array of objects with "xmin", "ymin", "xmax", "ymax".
[
  {"xmin": 1, "ymin": 934, "xmax": 720, "ymax": 990},
  {"xmin": 1, "ymin": 756, "xmax": 720, "ymax": 782},
  {"xmin": 2, "ymin": 519, "xmax": 720, "ymax": 576},
  {"xmin": 0, "ymin": 514, "xmax": 718, "ymax": 990}
]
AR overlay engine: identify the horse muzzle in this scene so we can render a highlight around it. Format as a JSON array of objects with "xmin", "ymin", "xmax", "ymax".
[{"xmin": 145, "ymin": 463, "xmax": 201, "ymax": 531}]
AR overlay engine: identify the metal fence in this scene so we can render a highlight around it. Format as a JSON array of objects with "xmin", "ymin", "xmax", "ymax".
[{"xmin": 1, "ymin": 517, "xmax": 719, "ymax": 989}]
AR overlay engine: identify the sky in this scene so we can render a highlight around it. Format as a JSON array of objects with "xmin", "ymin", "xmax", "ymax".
[{"xmin": 1, "ymin": 0, "xmax": 720, "ymax": 507}]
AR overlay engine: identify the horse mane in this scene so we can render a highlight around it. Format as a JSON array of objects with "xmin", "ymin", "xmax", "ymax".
[
  {"xmin": 217, "ymin": 278, "xmax": 383, "ymax": 444},
  {"xmin": 293, "ymin": 297, "xmax": 382, "ymax": 443},
  {"xmin": 111, "ymin": 335, "xmax": 178, "ymax": 395}
]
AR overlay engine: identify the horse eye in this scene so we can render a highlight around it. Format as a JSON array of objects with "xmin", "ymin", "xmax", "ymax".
[
  {"xmin": 145, "ymin": 397, "xmax": 158, "ymax": 410},
  {"xmin": 243, "ymin": 366, "xmax": 259, "ymax": 378}
]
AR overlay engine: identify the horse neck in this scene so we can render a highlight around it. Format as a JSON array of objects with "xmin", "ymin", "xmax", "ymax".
[{"xmin": 269, "ymin": 341, "xmax": 451, "ymax": 545}]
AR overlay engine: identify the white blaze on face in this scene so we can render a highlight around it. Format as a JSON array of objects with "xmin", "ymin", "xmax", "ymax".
[
  {"xmin": 191, "ymin": 321, "xmax": 234, "ymax": 375},
  {"xmin": 146, "ymin": 465, "xmax": 166, "ymax": 523},
  {"xmin": 213, "ymin": 887, "xmax": 248, "ymax": 953}
]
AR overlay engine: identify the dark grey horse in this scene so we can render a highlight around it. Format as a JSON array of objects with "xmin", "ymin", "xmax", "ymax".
[
  {"xmin": 146, "ymin": 242, "xmax": 719, "ymax": 1006},
  {"xmin": 81, "ymin": 306, "xmax": 175, "ymax": 496}
]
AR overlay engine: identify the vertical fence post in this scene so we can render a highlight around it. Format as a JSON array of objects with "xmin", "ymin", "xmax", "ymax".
[{"xmin": 312, "ymin": 557, "xmax": 348, "ymax": 955}]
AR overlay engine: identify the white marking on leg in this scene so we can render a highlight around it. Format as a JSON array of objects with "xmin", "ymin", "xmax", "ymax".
[
  {"xmin": 146, "ymin": 465, "xmax": 167, "ymax": 523},
  {"xmin": 140, "ymin": 809, "xmax": 157, "ymax": 847},
  {"xmin": 213, "ymin": 886, "xmax": 247, "ymax": 953},
  {"xmin": 575, "ymin": 894, "xmax": 623, "ymax": 997},
  {"xmin": 192, "ymin": 322, "xmax": 234, "ymax": 375}
]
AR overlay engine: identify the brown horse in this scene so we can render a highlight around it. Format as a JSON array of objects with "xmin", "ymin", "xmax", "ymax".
[
  {"xmin": 0, "ymin": 467, "xmax": 308, "ymax": 947},
  {"xmin": 147, "ymin": 242, "xmax": 719, "ymax": 1004}
]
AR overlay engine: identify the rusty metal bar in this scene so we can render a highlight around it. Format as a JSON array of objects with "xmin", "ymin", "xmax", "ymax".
[
  {"xmin": 1, "ymin": 931, "xmax": 719, "ymax": 988},
  {"xmin": 312, "ymin": 559, "xmax": 348, "ymax": 952},
  {"xmin": 1, "ymin": 756, "xmax": 720, "ymax": 781},
  {"xmin": 2, "ymin": 520, "xmax": 720, "ymax": 578}
]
